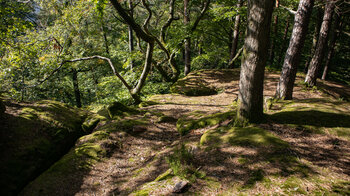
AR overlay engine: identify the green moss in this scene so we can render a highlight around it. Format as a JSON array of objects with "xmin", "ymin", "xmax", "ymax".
[
  {"xmin": 332, "ymin": 181, "xmax": 350, "ymax": 195},
  {"xmin": 133, "ymin": 168, "xmax": 145, "ymax": 177},
  {"xmin": 138, "ymin": 101, "xmax": 159, "ymax": 107},
  {"xmin": 177, "ymin": 111, "xmax": 234, "ymax": 135},
  {"xmin": 268, "ymin": 98, "xmax": 350, "ymax": 141},
  {"xmin": 81, "ymin": 113, "xmax": 104, "ymax": 132},
  {"xmin": 107, "ymin": 101, "xmax": 139, "ymax": 119},
  {"xmin": 132, "ymin": 189, "xmax": 149, "ymax": 196},
  {"xmin": 154, "ymin": 169, "xmax": 174, "ymax": 182},
  {"xmin": 281, "ymin": 177, "xmax": 307, "ymax": 195},
  {"xmin": 200, "ymin": 127, "xmax": 288, "ymax": 148}
]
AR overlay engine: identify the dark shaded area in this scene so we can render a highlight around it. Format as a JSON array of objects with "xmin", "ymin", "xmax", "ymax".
[
  {"xmin": 269, "ymin": 110, "xmax": 350, "ymax": 128},
  {"xmin": 0, "ymin": 100, "xmax": 88, "ymax": 196}
]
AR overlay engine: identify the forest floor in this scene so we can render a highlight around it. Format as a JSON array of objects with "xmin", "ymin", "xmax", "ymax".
[{"xmin": 13, "ymin": 69, "xmax": 350, "ymax": 195}]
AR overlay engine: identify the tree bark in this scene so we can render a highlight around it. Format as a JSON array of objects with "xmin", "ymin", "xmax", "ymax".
[
  {"xmin": 304, "ymin": 7, "xmax": 323, "ymax": 73},
  {"xmin": 268, "ymin": 0, "xmax": 280, "ymax": 64},
  {"xmin": 128, "ymin": 0, "xmax": 134, "ymax": 69},
  {"xmin": 184, "ymin": 0, "xmax": 191, "ymax": 76},
  {"xmin": 305, "ymin": 0, "xmax": 335, "ymax": 87},
  {"xmin": 237, "ymin": 0, "xmax": 274, "ymax": 122},
  {"xmin": 275, "ymin": 0, "xmax": 314, "ymax": 99},
  {"xmin": 229, "ymin": 0, "xmax": 243, "ymax": 68},
  {"xmin": 71, "ymin": 68, "xmax": 82, "ymax": 108},
  {"xmin": 322, "ymin": 14, "xmax": 342, "ymax": 80}
]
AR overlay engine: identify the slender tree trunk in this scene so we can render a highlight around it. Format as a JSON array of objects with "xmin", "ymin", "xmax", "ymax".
[
  {"xmin": 275, "ymin": 0, "xmax": 314, "ymax": 99},
  {"xmin": 304, "ymin": 8, "xmax": 323, "ymax": 73},
  {"xmin": 305, "ymin": 0, "xmax": 335, "ymax": 87},
  {"xmin": 268, "ymin": 0, "xmax": 280, "ymax": 64},
  {"xmin": 229, "ymin": 0, "xmax": 243, "ymax": 68},
  {"xmin": 277, "ymin": 16, "xmax": 291, "ymax": 65},
  {"xmin": 128, "ymin": 0, "xmax": 135, "ymax": 69},
  {"xmin": 71, "ymin": 68, "xmax": 82, "ymax": 108},
  {"xmin": 100, "ymin": 20, "xmax": 110, "ymax": 54},
  {"xmin": 184, "ymin": 0, "xmax": 191, "ymax": 76},
  {"xmin": 238, "ymin": 0, "xmax": 274, "ymax": 122},
  {"xmin": 322, "ymin": 14, "xmax": 342, "ymax": 80}
]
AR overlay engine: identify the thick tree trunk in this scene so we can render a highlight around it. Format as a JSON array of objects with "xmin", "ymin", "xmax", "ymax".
[
  {"xmin": 184, "ymin": 0, "xmax": 191, "ymax": 76},
  {"xmin": 229, "ymin": 0, "xmax": 243, "ymax": 68},
  {"xmin": 71, "ymin": 68, "xmax": 82, "ymax": 108},
  {"xmin": 304, "ymin": 8, "xmax": 323, "ymax": 73},
  {"xmin": 237, "ymin": 0, "xmax": 274, "ymax": 122},
  {"xmin": 268, "ymin": 0, "xmax": 280, "ymax": 64},
  {"xmin": 275, "ymin": 0, "xmax": 314, "ymax": 99},
  {"xmin": 128, "ymin": 0, "xmax": 134, "ymax": 69},
  {"xmin": 305, "ymin": 0, "xmax": 335, "ymax": 87},
  {"xmin": 322, "ymin": 14, "xmax": 342, "ymax": 80}
]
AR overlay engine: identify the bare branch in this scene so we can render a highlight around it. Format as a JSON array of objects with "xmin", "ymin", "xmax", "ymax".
[
  {"xmin": 280, "ymin": 5, "xmax": 297, "ymax": 15},
  {"xmin": 141, "ymin": 0, "xmax": 152, "ymax": 34},
  {"xmin": 160, "ymin": 0, "xmax": 177, "ymax": 43},
  {"xmin": 191, "ymin": 0, "xmax": 211, "ymax": 32},
  {"xmin": 228, "ymin": 47, "xmax": 243, "ymax": 67},
  {"xmin": 27, "ymin": 56, "xmax": 132, "ymax": 91}
]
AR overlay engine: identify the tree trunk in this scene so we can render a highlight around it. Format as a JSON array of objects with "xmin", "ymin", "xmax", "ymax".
[
  {"xmin": 268, "ymin": 0, "xmax": 279, "ymax": 65},
  {"xmin": 277, "ymin": 16, "xmax": 291, "ymax": 65},
  {"xmin": 184, "ymin": 0, "xmax": 191, "ymax": 76},
  {"xmin": 229, "ymin": 0, "xmax": 243, "ymax": 68},
  {"xmin": 237, "ymin": 0, "xmax": 274, "ymax": 122},
  {"xmin": 322, "ymin": 14, "xmax": 342, "ymax": 80},
  {"xmin": 71, "ymin": 68, "xmax": 82, "ymax": 108},
  {"xmin": 304, "ymin": 7, "xmax": 323, "ymax": 73},
  {"xmin": 305, "ymin": 0, "xmax": 335, "ymax": 87},
  {"xmin": 275, "ymin": 0, "xmax": 314, "ymax": 99},
  {"xmin": 128, "ymin": 0, "xmax": 134, "ymax": 69}
]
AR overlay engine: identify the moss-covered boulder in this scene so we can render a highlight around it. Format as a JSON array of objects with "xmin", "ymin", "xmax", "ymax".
[
  {"xmin": 0, "ymin": 100, "xmax": 93, "ymax": 196},
  {"xmin": 170, "ymin": 72, "xmax": 218, "ymax": 96},
  {"xmin": 107, "ymin": 101, "xmax": 139, "ymax": 119}
]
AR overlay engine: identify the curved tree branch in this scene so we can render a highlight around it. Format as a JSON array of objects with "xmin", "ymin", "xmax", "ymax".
[{"xmin": 191, "ymin": 0, "xmax": 211, "ymax": 32}]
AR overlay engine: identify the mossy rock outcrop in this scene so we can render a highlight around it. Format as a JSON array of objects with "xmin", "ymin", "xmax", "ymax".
[
  {"xmin": 20, "ymin": 118, "xmax": 148, "ymax": 195},
  {"xmin": 107, "ymin": 101, "xmax": 139, "ymax": 119},
  {"xmin": 170, "ymin": 72, "xmax": 218, "ymax": 96},
  {"xmin": 0, "ymin": 100, "xmax": 94, "ymax": 196}
]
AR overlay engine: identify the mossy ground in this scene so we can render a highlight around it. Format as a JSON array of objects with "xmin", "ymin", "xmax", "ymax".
[{"xmin": 4, "ymin": 69, "xmax": 350, "ymax": 195}]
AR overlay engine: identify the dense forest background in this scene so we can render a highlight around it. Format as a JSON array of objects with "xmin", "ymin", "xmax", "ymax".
[{"xmin": 1, "ymin": 0, "xmax": 349, "ymax": 108}]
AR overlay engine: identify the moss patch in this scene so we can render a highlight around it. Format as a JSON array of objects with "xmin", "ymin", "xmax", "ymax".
[
  {"xmin": 268, "ymin": 98, "xmax": 350, "ymax": 140},
  {"xmin": 177, "ymin": 111, "xmax": 234, "ymax": 135},
  {"xmin": 200, "ymin": 127, "xmax": 288, "ymax": 148},
  {"xmin": 107, "ymin": 101, "xmax": 139, "ymax": 119}
]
